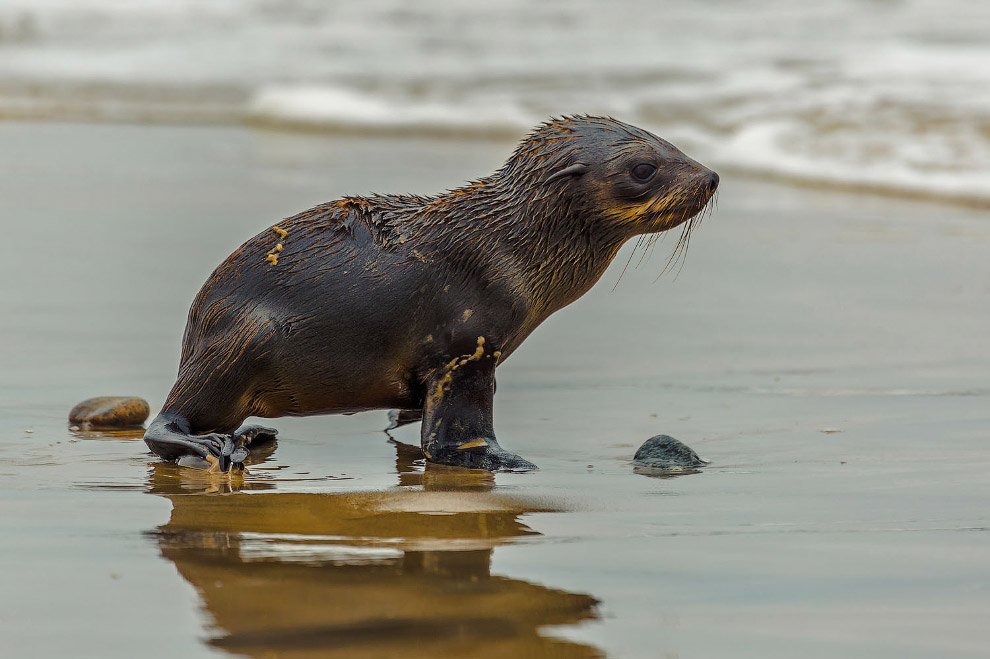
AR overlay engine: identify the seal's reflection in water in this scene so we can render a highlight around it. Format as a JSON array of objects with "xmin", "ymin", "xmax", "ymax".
[{"xmin": 146, "ymin": 440, "xmax": 601, "ymax": 658}]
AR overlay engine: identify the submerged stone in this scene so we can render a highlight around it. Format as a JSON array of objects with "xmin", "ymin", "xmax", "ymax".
[
  {"xmin": 632, "ymin": 434, "xmax": 707, "ymax": 470},
  {"xmin": 69, "ymin": 396, "xmax": 150, "ymax": 427}
]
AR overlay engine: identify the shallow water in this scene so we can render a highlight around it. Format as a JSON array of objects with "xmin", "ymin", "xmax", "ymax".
[
  {"xmin": 1, "ymin": 0, "xmax": 989, "ymax": 202},
  {"xmin": 1, "ymin": 122, "xmax": 989, "ymax": 657}
]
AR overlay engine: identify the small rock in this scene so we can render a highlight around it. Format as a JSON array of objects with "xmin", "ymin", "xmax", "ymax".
[
  {"xmin": 633, "ymin": 435, "xmax": 707, "ymax": 470},
  {"xmin": 69, "ymin": 396, "xmax": 150, "ymax": 427}
]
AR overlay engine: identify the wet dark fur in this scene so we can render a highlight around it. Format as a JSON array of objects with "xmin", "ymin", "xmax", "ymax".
[{"xmin": 146, "ymin": 115, "xmax": 719, "ymax": 470}]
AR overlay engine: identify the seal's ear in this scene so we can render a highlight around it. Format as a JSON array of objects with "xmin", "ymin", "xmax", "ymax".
[{"xmin": 543, "ymin": 162, "xmax": 588, "ymax": 185}]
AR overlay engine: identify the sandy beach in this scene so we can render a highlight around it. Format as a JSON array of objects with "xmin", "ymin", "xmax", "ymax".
[{"xmin": 1, "ymin": 121, "xmax": 989, "ymax": 658}]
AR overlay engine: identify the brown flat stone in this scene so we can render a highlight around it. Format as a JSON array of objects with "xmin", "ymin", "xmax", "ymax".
[{"xmin": 68, "ymin": 396, "xmax": 150, "ymax": 427}]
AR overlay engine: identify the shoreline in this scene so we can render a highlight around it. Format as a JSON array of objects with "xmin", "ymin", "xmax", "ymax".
[{"xmin": 0, "ymin": 109, "xmax": 987, "ymax": 210}]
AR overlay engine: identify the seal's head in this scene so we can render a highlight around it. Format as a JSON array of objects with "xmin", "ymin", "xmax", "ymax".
[{"xmin": 508, "ymin": 116, "xmax": 718, "ymax": 241}]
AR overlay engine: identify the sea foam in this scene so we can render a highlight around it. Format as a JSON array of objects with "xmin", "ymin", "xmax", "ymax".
[{"xmin": 1, "ymin": 0, "xmax": 988, "ymax": 204}]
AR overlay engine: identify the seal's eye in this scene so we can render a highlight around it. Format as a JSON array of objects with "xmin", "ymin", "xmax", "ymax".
[{"xmin": 631, "ymin": 162, "xmax": 657, "ymax": 182}]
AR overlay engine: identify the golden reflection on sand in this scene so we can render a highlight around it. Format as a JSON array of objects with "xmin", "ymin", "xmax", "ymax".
[
  {"xmin": 68, "ymin": 426, "xmax": 147, "ymax": 441},
  {"xmin": 146, "ymin": 441, "xmax": 601, "ymax": 658}
]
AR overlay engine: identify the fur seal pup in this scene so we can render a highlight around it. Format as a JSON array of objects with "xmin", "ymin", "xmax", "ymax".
[{"xmin": 143, "ymin": 115, "xmax": 719, "ymax": 472}]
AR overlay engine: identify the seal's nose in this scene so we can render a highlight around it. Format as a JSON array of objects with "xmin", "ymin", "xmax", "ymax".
[{"xmin": 707, "ymin": 171, "xmax": 720, "ymax": 194}]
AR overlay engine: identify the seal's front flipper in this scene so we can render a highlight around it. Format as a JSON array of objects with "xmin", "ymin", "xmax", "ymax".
[
  {"xmin": 144, "ymin": 413, "xmax": 248, "ymax": 472},
  {"xmin": 421, "ymin": 340, "xmax": 537, "ymax": 472},
  {"xmin": 428, "ymin": 436, "xmax": 536, "ymax": 472},
  {"xmin": 386, "ymin": 409, "xmax": 423, "ymax": 431},
  {"xmin": 233, "ymin": 424, "xmax": 278, "ymax": 446}
]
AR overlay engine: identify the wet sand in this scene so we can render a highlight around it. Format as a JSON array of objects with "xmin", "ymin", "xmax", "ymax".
[{"xmin": 1, "ymin": 121, "xmax": 989, "ymax": 658}]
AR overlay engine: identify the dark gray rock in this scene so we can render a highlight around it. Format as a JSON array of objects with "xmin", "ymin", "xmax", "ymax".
[{"xmin": 632, "ymin": 435, "xmax": 707, "ymax": 470}]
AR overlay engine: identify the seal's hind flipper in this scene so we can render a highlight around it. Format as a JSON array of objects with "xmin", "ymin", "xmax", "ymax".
[{"xmin": 144, "ymin": 413, "xmax": 248, "ymax": 472}]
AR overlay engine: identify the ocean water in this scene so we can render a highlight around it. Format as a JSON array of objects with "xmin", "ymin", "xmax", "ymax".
[{"xmin": 0, "ymin": 0, "xmax": 988, "ymax": 201}]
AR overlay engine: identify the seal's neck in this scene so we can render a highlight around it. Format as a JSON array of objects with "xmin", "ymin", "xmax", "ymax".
[{"xmin": 440, "ymin": 177, "xmax": 628, "ymax": 319}]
